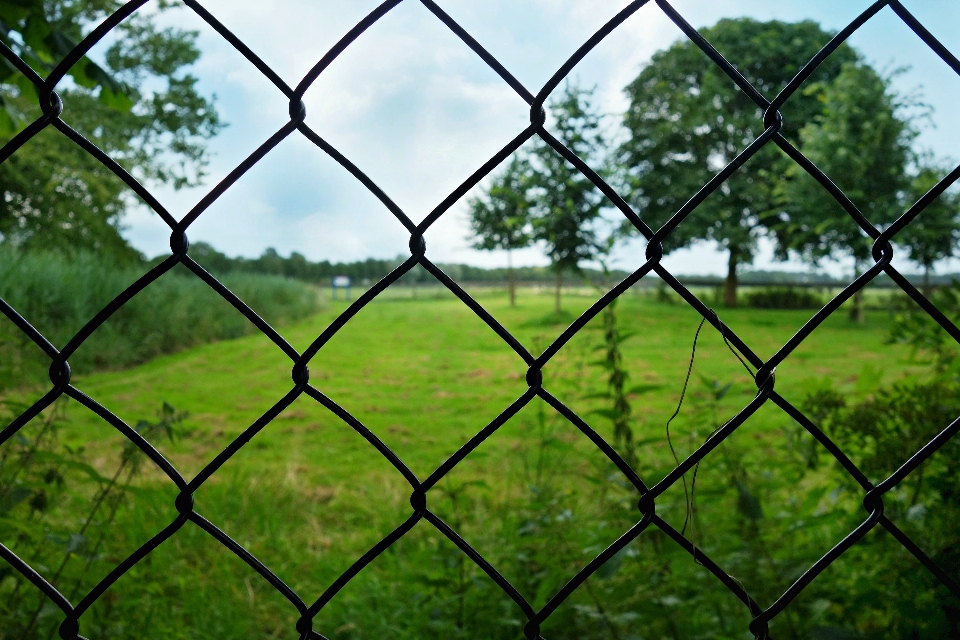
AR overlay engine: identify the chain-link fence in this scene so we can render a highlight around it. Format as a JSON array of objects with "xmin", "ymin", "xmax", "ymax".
[{"xmin": 1, "ymin": 1, "xmax": 959, "ymax": 638}]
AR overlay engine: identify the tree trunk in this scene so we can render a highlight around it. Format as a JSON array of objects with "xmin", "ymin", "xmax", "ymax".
[
  {"xmin": 724, "ymin": 247, "xmax": 738, "ymax": 308},
  {"xmin": 923, "ymin": 264, "xmax": 932, "ymax": 299},
  {"xmin": 850, "ymin": 261, "xmax": 865, "ymax": 324},
  {"xmin": 555, "ymin": 269, "xmax": 562, "ymax": 315},
  {"xmin": 508, "ymin": 249, "xmax": 516, "ymax": 307}
]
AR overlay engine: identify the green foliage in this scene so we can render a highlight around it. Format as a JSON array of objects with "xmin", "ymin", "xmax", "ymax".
[
  {"xmin": 528, "ymin": 85, "xmax": 608, "ymax": 278},
  {"xmin": 468, "ymin": 156, "xmax": 532, "ymax": 254},
  {"xmin": 594, "ymin": 299, "xmax": 638, "ymax": 468},
  {"xmin": 618, "ymin": 19, "xmax": 859, "ymax": 283},
  {"xmin": 799, "ymin": 377, "xmax": 960, "ymax": 637},
  {"xmin": 0, "ymin": 399, "xmax": 188, "ymax": 640},
  {"xmin": 0, "ymin": 249, "xmax": 322, "ymax": 389},
  {"xmin": 0, "ymin": 0, "xmax": 222, "ymax": 258},
  {"xmin": 890, "ymin": 280, "xmax": 960, "ymax": 371},
  {"xmin": 895, "ymin": 165, "xmax": 960, "ymax": 279},
  {"xmin": 470, "ymin": 84, "xmax": 610, "ymax": 311},
  {"xmin": 773, "ymin": 63, "xmax": 915, "ymax": 267},
  {"xmin": 468, "ymin": 156, "xmax": 534, "ymax": 305},
  {"xmin": 745, "ymin": 286, "xmax": 823, "ymax": 309}
]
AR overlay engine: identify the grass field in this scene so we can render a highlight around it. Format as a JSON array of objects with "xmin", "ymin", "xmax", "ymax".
[{"xmin": 2, "ymin": 287, "xmax": 947, "ymax": 639}]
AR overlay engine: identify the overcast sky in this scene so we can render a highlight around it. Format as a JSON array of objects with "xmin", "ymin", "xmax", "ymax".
[{"xmin": 114, "ymin": 0, "xmax": 960, "ymax": 277}]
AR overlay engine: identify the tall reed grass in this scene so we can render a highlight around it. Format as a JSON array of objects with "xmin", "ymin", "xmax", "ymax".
[{"xmin": 0, "ymin": 251, "xmax": 323, "ymax": 390}]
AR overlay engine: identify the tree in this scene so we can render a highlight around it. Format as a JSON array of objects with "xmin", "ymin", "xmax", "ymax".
[
  {"xmin": 773, "ymin": 63, "xmax": 915, "ymax": 322},
  {"xmin": 0, "ymin": 1, "xmax": 222, "ymax": 260},
  {"xmin": 618, "ymin": 19, "xmax": 859, "ymax": 307},
  {"xmin": 895, "ymin": 165, "xmax": 960, "ymax": 297},
  {"xmin": 468, "ymin": 156, "xmax": 532, "ymax": 307},
  {"xmin": 529, "ymin": 85, "xmax": 607, "ymax": 314}
]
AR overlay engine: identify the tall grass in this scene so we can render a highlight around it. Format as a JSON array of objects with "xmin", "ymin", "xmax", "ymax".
[{"xmin": 0, "ymin": 251, "xmax": 323, "ymax": 389}]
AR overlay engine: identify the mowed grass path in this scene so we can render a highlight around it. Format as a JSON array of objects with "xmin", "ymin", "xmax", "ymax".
[{"xmin": 22, "ymin": 289, "xmax": 922, "ymax": 635}]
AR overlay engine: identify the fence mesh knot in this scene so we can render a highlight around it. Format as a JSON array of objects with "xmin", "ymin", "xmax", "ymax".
[{"xmin": 0, "ymin": 1, "xmax": 959, "ymax": 638}]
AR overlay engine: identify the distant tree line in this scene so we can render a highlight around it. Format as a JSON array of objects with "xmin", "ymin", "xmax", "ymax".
[{"xmin": 164, "ymin": 242, "xmax": 629, "ymax": 287}]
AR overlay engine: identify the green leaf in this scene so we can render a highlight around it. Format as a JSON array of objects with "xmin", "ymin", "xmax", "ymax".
[
  {"xmin": 626, "ymin": 383, "xmax": 662, "ymax": 395},
  {"xmin": 735, "ymin": 480, "xmax": 763, "ymax": 520},
  {"xmin": 589, "ymin": 408, "xmax": 620, "ymax": 421},
  {"xmin": 0, "ymin": 57, "xmax": 19, "ymax": 83},
  {"xmin": 22, "ymin": 15, "xmax": 52, "ymax": 59},
  {"xmin": 65, "ymin": 532, "xmax": 87, "ymax": 553},
  {"xmin": 715, "ymin": 382, "xmax": 733, "ymax": 400},
  {"xmin": 68, "ymin": 57, "xmax": 99, "ymax": 89},
  {"xmin": 98, "ymin": 85, "xmax": 134, "ymax": 111},
  {"xmin": 855, "ymin": 362, "xmax": 883, "ymax": 396},
  {"xmin": 0, "ymin": 103, "xmax": 20, "ymax": 136},
  {"xmin": 0, "ymin": 3, "xmax": 31, "ymax": 26},
  {"xmin": 595, "ymin": 546, "xmax": 628, "ymax": 579}
]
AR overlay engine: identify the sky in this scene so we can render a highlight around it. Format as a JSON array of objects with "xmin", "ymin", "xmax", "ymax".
[{"xmin": 108, "ymin": 0, "xmax": 960, "ymax": 277}]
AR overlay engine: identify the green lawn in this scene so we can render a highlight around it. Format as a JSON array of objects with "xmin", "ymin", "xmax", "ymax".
[
  {"xmin": 3, "ymin": 288, "xmax": 936, "ymax": 639},
  {"xmin": 63, "ymin": 288, "xmax": 916, "ymax": 483}
]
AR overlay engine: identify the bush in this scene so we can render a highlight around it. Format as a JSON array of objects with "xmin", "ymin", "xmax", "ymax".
[
  {"xmin": 0, "ymin": 400, "xmax": 190, "ymax": 640},
  {"xmin": 799, "ymin": 377, "xmax": 960, "ymax": 637},
  {"xmin": 0, "ymin": 250, "xmax": 323, "ymax": 389},
  {"xmin": 745, "ymin": 286, "xmax": 823, "ymax": 309},
  {"xmin": 891, "ymin": 281, "xmax": 960, "ymax": 371}
]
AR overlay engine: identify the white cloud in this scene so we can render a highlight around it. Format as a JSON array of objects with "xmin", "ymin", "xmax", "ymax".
[{"xmin": 122, "ymin": 0, "xmax": 960, "ymax": 277}]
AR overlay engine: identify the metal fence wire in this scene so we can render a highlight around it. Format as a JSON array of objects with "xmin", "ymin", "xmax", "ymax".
[{"xmin": 1, "ymin": 0, "xmax": 960, "ymax": 638}]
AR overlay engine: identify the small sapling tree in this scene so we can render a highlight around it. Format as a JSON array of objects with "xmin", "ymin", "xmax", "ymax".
[
  {"xmin": 529, "ymin": 85, "xmax": 607, "ymax": 314},
  {"xmin": 468, "ymin": 156, "xmax": 533, "ymax": 307}
]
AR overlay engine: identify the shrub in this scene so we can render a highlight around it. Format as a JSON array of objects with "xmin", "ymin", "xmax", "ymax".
[
  {"xmin": 799, "ymin": 377, "xmax": 960, "ymax": 637},
  {"xmin": 0, "ymin": 250, "xmax": 323, "ymax": 389},
  {"xmin": 0, "ymin": 400, "xmax": 189, "ymax": 640},
  {"xmin": 745, "ymin": 286, "xmax": 822, "ymax": 309}
]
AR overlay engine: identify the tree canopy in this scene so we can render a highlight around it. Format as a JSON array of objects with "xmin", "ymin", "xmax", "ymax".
[
  {"xmin": 471, "ymin": 85, "xmax": 609, "ymax": 313},
  {"xmin": 468, "ymin": 156, "xmax": 533, "ymax": 306},
  {"xmin": 617, "ymin": 18, "xmax": 860, "ymax": 306},
  {"xmin": 896, "ymin": 165, "xmax": 960, "ymax": 294},
  {"xmin": 770, "ymin": 62, "xmax": 960, "ymax": 317},
  {"xmin": 0, "ymin": 0, "xmax": 222, "ymax": 260},
  {"xmin": 529, "ymin": 86, "xmax": 608, "ymax": 312},
  {"xmin": 772, "ymin": 63, "xmax": 914, "ymax": 268}
]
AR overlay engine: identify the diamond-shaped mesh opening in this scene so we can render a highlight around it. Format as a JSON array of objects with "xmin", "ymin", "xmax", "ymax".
[
  {"xmin": 1, "ymin": 1, "xmax": 959, "ymax": 638},
  {"xmin": 183, "ymin": 130, "xmax": 414, "ymax": 265},
  {"xmin": 422, "ymin": 399, "xmax": 640, "ymax": 603},
  {"xmin": 83, "ymin": 523, "xmax": 303, "ymax": 640},
  {"xmin": 190, "ymin": 394, "xmax": 416, "ymax": 594},
  {"xmin": 310, "ymin": 519, "xmax": 531, "ymax": 639},
  {"xmin": 299, "ymin": 0, "xmax": 531, "ymax": 223},
  {"xmin": 307, "ymin": 278, "xmax": 529, "ymax": 478}
]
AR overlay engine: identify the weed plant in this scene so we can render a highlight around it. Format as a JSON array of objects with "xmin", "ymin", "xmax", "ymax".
[{"xmin": 0, "ymin": 400, "xmax": 188, "ymax": 639}]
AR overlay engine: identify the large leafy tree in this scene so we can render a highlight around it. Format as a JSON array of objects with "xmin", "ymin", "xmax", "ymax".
[
  {"xmin": 773, "ymin": 63, "xmax": 915, "ymax": 321},
  {"xmin": 468, "ymin": 156, "xmax": 533, "ymax": 307},
  {"xmin": 0, "ymin": 0, "xmax": 222, "ymax": 260},
  {"xmin": 529, "ymin": 85, "xmax": 607, "ymax": 314},
  {"xmin": 618, "ymin": 18, "xmax": 859, "ymax": 307}
]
